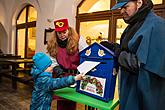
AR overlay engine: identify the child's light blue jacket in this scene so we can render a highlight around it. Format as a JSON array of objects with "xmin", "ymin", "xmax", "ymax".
[{"xmin": 30, "ymin": 66, "xmax": 75, "ymax": 110}]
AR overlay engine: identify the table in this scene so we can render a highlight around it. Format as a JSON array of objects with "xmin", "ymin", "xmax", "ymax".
[
  {"xmin": 54, "ymin": 87, "xmax": 119, "ymax": 110},
  {"xmin": 0, "ymin": 54, "xmax": 21, "ymax": 58},
  {"xmin": 0, "ymin": 58, "xmax": 33, "ymax": 89}
]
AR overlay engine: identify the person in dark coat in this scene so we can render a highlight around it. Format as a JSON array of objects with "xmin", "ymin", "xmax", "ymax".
[
  {"xmin": 30, "ymin": 52, "xmax": 84, "ymax": 110},
  {"xmin": 111, "ymin": 0, "xmax": 165, "ymax": 110}
]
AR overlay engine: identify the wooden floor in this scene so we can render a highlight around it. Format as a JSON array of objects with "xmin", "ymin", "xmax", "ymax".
[{"xmin": 0, "ymin": 77, "xmax": 32, "ymax": 110}]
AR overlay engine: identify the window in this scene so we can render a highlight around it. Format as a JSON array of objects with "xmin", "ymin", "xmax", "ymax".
[
  {"xmin": 76, "ymin": 0, "xmax": 165, "ymax": 45},
  {"xmin": 78, "ymin": 0, "xmax": 110, "ymax": 14},
  {"xmin": 80, "ymin": 20, "xmax": 109, "ymax": 45},
  {"xmin": 16, "ymin": 5, "xmax": 37, "ymax": 58}
]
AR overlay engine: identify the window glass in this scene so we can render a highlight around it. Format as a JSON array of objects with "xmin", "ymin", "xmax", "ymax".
[
  {"xmin": 27, "ymin": 27, "xmax": 36, "ymax": 58},
  {"xmin": 17, "ymin": 8, "xmax": 26, "ymax": 24},
  {"xmin": 28, "ymin": 6, "xmax": 37, "ymax": 22},
  {"xmin": 16, "ymin": 5, "xmax": 36, "ymax": 58},
  {"xmin": 116, "ymin": 19, "xmax": 127, "ymax": 44},
  {"xmin": 78, "ymin": 0, "xmax": 110, "ymax": 14},
  {"xmin": 152, "ymin": 0, "xmax": 163, "ymax": 5},
  {"xmin": 17, "ymin": 29, "xmax": 25, "ymax": 57},
  {"xmin": 80, "ymin": 20, "xmax": 109, "ymax": 45}
]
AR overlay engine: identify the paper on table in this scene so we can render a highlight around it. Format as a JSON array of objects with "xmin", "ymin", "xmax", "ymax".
[{"xmin": 77, "ymin": 61, "xmax": 100, "ymax": 76}]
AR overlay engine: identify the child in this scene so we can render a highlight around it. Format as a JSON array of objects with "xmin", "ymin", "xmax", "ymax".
[{"xmin": 30, "ymin": 52, "xmax": 84, "ymax": 110}]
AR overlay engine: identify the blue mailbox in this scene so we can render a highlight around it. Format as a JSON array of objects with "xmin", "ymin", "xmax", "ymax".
[{"xmin": 76, "ymin": 42, "xmax": 117, "ymax": 102}]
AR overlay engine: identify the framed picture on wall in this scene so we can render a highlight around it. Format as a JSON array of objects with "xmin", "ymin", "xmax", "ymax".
[{"xmin": 44, "ymin": 28, "xmax": 54, "ymax": 45}]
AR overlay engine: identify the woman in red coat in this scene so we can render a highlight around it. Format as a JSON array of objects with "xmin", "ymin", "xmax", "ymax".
[{"xmin": 47, "ymin": 18, "xmax": 88, "ymax": 110}]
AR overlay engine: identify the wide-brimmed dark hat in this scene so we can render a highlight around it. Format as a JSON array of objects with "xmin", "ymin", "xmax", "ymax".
[{"xmin": 111, "ymin": 0, "xmax": 129, "ymax": 10}]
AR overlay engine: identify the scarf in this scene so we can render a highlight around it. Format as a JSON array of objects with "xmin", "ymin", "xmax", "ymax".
[{"xmin": 57, "ymin": 37, "xmax": 68, "ymax": 48}]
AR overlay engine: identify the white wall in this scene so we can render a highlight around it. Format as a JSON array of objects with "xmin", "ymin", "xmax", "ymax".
[
  {"xmin": 0, "ymin": 1, "xmax": 9, "ymax": 53},
  {"xmin": 0, "ymin": 0, "xmax": 82, "ymax": 54}
]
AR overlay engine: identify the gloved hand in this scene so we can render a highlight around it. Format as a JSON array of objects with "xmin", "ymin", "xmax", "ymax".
[
  {"xmin": 113, "ymin": 43, "xmax": 121, "ymax": 57},
  {"xmin": 100, "ymin": 41, "xmax": 120, "ymax": 54},
  {"xmin": 53, "ymin": 66, "xmax": 63, "ymax": 78},
  {"xmin": 118, "ymin": 51, "xmax": 139, "ymax": 73},
  {"xmin": 100, "ymin": 41, "xmax": 120, "ymax": 73},
  {"xmin": 100, "ymin": 41, "xmax": 116, "ymax": 52}
]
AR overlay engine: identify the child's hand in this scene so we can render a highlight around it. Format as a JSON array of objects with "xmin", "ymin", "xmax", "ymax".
[
  {"xmin": 44, "ymin": 66, "xmax": 53, "ymax": 73},
  {"xmin": 75, "ymin": 73, "xmax": 84, "ymax": 81}
]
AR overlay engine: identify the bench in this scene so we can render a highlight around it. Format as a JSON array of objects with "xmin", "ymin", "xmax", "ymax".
[
  {"xmin": 0, "ymin": 67, "xmax": 33, "ymax": 86},
  {"xmin": 0, "ymin": 58, "xmax": 33, "ymax": 89}
]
